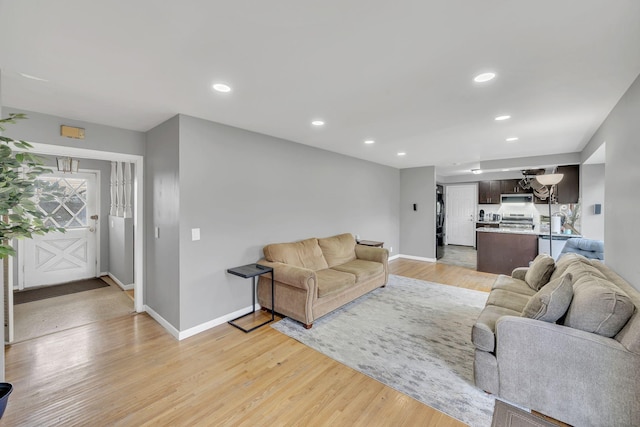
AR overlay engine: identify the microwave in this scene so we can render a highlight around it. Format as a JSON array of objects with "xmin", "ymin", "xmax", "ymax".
[{"xmin": 500, "ymin": 194, "xmax": 533, "ymax": 204}]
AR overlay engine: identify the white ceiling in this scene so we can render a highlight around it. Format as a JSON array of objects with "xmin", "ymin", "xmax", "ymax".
[{"xmin": 1, "ymin": 1, "xmax": 638, "ymax": 174}]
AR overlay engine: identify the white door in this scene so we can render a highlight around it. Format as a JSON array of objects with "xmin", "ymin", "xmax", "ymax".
[
  {"xmin": 21, "ymin": 172, "xmax": 98, "ymax": 288},
  {"xmin": 445, "ymin": 184, "xmax": 476, "ymax": 246}
]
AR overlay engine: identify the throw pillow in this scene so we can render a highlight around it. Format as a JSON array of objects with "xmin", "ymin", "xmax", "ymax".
[
  {"xmin": 563, "ymin": 275, "xmax": 635, "ymax": 338},
  {"xmin": 521, "ymin": 274, "xmax": 573, "ymax": 322},
  {"xmin": 525, "ymin": 254, "xmax": 555, "ymax": 291}
]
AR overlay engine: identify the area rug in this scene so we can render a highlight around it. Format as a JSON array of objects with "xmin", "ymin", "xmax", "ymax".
[
  {"xmin": 14, "ymin": 278, "xmax": 110, "ymax": 304},
  {"xmin": 272, "ymin": 274, "xmax": 495, "ymax": 427},
  {"xmin": 491, "ymin": 400, "xmax": 558, "ymax": 427}
]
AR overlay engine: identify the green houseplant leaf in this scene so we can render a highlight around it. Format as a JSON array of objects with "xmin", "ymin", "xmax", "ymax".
[{"xmin": 0, "ymin": 114, "xmax": 64, "ymax": 257}]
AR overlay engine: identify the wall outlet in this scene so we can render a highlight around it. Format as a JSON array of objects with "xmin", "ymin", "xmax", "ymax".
[
  {"xmin": 155, "ymin": 227, "xmax": 160, "ymax": 239},
  {"xmin": 192, "ymin": 228, "xmax": 201, "ymax": 241},
  {"xmin": 389, "ymin": 246, "xmax": 393, "ymax": 253}
]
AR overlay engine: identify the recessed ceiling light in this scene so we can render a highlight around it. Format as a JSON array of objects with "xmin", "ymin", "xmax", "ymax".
[
  {"xmin": 397, "ymin": 152, "xmax": 406, "ymax": 156},
  {"xmin": 506, "ymin": 137, "xmax": 519, "ymax": 142},
  {"xmin": 495, "ymin": 115, "xmax": 511, "ymax": 121},
  {"xmin": 474, "ymin": 72, "xmax": 496, "ymax": 83},
  {"xmin": 212, "ymin": 83, "xmax": 231, "ymax": 93},
  {"xmin": 19, "ymin": 73, "xmax": 48, "ymax": 82},
  {"xmin": 364, "ymin": 140, "xmax": 375, "ymax": 144},
  {"xmin": 311, "ymin": 120, "xmax": 325, "ymax": 126},
  {"xmin": 471, "ymin": 169, "xmax": 483, "ymax": 174}
]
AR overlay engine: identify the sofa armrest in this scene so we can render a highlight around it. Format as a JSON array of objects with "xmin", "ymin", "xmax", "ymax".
[
  {"xmin": 355, "ymin": 245, "xmax": 389, "ymax": 265},
  {"xmin": 496, "ymin": 316, "xmax": 640, "ymax": 426},
  {"xmin": 257, "ymin": 259, "xmax": 316, "ymax": 291},
  {"xmin": 511, "ymin": 267, "xmax": 528, "ymax": 281}
]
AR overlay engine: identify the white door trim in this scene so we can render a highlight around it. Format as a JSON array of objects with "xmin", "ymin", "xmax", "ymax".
[{"xmin": 18, "ymin": 143, "xmax": 144, "ymax": 313}]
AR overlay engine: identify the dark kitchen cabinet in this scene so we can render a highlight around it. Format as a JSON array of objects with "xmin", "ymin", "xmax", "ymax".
[
  {"xmin": 556, "ymin": 165, "xmax": 579, "ymax": 203},
  {"xmin": 501, "ymin": 179, "xmax": 531, "ymax": 194},
  {"xmin": 478, "ymin": 180, "xmax": 501, "ymax": 204},
  {"xmin": 533, "ymin": 164, "xmax": 580, "ymax": 204}
]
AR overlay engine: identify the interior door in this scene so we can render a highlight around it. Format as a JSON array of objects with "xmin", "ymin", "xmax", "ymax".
[
  {"xmin": 445, "ymin": 184, "xmax": 476, "ymax": 246},
  {"xmin": 21, "ymin": 172, "xmax": 98, "ymax": 288}
]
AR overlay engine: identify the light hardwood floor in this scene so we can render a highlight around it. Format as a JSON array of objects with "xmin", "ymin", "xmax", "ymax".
[{"xmin": 3, "ymin": 259, "xmax": 496, "ymax": 426}]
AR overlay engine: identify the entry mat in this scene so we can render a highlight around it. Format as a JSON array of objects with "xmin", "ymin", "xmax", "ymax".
[{"xmin": 14, "ymin": 278, "xmax": 110, "ymax": 304}]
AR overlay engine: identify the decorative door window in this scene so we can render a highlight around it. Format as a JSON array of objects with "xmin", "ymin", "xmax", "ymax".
[{"xmin": 35, "ymin": 176, "xmax": 88, "ymax": 229}]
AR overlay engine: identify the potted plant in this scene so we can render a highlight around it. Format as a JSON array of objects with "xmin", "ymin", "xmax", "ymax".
[
  {"xmin": 0, "ymin": 113, "xmax": 63, "ymax": 418},
  {"xmin": 0, "ymin": 113, "xmax": 63, "ymax": 257}
]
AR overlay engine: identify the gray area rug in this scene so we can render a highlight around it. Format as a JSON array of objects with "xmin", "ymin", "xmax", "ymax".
[{"xmin": 272, "ymin": 274, "xmax": 495, "ymax": 427}]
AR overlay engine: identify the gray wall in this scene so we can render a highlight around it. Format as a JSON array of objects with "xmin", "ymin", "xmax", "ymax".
[
  {"xmin": 2, "ymin": 107, "xmax": 145, "ymax": 156},
  {"xmin": 400, "ymin": 166, "xmax": 436, "ymax": 259},
  {"xmin": 582, "ymin": 73, "xmax": 640, "ymax": 290},
  {"xmin": 580, "ymin": 163, "xmax": 605, "ymax": 241},
  {"xmin": 176, "ymin": 115, "xmax": 400, "ymax": 330},
  {"xmin": 145, "ymin": 116, "xmax": 181, "ymax": 328},
  {"xmin": 109, "ymin": 216, "xmax": 134, "ymax": 286}
]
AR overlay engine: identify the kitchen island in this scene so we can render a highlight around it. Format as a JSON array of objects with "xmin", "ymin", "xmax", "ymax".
[
  {"xmin": 476, "ymin": 227, "xmax": 582, "ymax": 274},
  {"xmin": 476, "ymin": 227, "xmax": 539, "ymax": 274}
]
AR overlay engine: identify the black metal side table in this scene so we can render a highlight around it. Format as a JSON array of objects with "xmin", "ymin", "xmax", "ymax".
[{"xmin": 227, "ymin": 263, "xmax": 275, "ymax": 333}]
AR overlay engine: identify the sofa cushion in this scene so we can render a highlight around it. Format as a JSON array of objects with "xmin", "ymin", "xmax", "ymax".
[
  {"xmin": 491, "ymin": 275, "xmax": 537, "ymax": 297},
  {"xmin": 524, "ymin": 254, "xmax": 555, "ymax": 290},
  {"xmin": 550, "ymin": 253, "xmax": 590, "ymax": 281},
  {"xmin": 331, "ymin": 259, "xmax": 383, "ymax": 282},
  {"xmin": 563, "ymin": 261, "xmax": 607, "ymax": 283},
  {"xmin": 521, "ymin": 274, "xmax": 573, "ymax": 322},
  {"xmin": 472, "ymin": 305, "xmax": 522, "ymax": 352},
  {"xmin": 317, "ymin": 233, "xmax": 357, "ymax": 268},
  {"xmin": 563, "ymin": 275, "xmax": 635, "ymax": 338},
  {"xmin": 316, "ymin": 269, "xmax": 356, "ymax": 298},
  {"xmin": 487, "ymin": 289, "xmax": 532, "ymax": 313},
  {"xmin": 263, "ymin": 238, "xmax": 329, "ymax": 271}
]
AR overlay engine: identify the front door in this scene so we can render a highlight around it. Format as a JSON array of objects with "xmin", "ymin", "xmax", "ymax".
[
  {"xmin": 445, "ymin": 184, "xmax": 476, "ymax": 246},
  {"xmin": 21, "ymin": 172, "xmax": 98, "ymax": 288}
]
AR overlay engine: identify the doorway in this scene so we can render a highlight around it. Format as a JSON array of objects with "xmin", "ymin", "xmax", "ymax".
[
  {"xmin": 445, "ymin": 184, "xmax": 477, "ymax": 246},
  {"xmin": 4, "ymin": 146, "xmax": 144, "ymax": 345}
]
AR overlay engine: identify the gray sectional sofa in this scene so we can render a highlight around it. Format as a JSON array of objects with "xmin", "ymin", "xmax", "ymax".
[{"xmin": 472, "ymin": 253, "xmax": 640, "ymax": 427}]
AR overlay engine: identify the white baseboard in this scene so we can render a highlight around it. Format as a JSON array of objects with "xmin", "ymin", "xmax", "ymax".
[
  {"xmin": 389, "ymin": 254, "xmax": 401, "ymax": 261},
  {"xmin": 145, "ymin": 303, "xmax": 262, "ymax": 341},
  {"xmin": 398, "ymin": 254, "xmax": 437, "ymax": 263},
  {"xmin": 108, "ymin": 273, "xmax": 134, "ymax": 291},
  {"xmin": 178, "ymin": 303, "xmax": 261, "ymax": 340},
  {"xmin": 144, "ymin": 305, "xmax": 180, "ymax": 340}
]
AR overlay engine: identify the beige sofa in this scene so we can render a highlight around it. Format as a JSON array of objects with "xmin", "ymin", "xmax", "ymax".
[
  {"xmin": 472, "ymin": 253, "xmax": 640, "ymax": 426},
  {"xmin": 256, "ymin": 233, "xmax": 388, "ymax": 328}
]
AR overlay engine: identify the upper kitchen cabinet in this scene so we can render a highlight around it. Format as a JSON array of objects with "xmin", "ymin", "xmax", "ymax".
[
  {"xmin": 479, "ymin": 180, "xmax": 501, "ymax": 204},
  {"xmin": 533, "ymin": 164, "xmax": 580, "ymax": 204},
  {"xmin": 501, "ymin": 179, "xmax": 532, "ymax": 194},
  {"xmin": 556, "ymin": 165, "xmax": 579, "ymax": 203}
]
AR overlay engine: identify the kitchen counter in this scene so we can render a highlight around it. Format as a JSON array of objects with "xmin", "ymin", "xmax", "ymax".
[{"xmin": 476, "ymin": 227, "xmax": 582, "ymax": 239}]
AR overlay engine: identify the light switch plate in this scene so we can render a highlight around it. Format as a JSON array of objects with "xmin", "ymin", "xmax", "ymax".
[{"xmin": 192, "ymin": 228, "xmax": 200, "ymax": 241}]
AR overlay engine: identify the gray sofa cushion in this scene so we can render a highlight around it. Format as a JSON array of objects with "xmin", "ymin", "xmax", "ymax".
[
  {"xmin": 472, "ymin": 305, "xmax": 521, "ymax": 352},
  {"xmin": 491, "ymin": 275, "xmax": 537, "ymax": 297},
  {"xmin": 524, "ymin": 254, "xmax": 555, "ymax": 290},
  {"xmin": 564, "ymin": 275, "xmax": 635, "ymax": 337},
  {"xmin": 550, "ymin": 252, "xmax": 589, "ymax": 281},
  {"xmin": 487, "ymin": 289, "xmax": 532, "ymax": 313},
  {"xmin": 521, "ymin": 274, "xmax": 573, "ymax": 322}
]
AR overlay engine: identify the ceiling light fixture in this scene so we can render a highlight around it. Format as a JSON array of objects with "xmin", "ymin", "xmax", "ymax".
[
  {"xmin": 495, "ymin": 115, "xmax": 511, "ymax": 121},
  {"xmin": 212, "ymin": 83, "xmax": 231, "ymax": 93},
  {"xmin": 474, "ymin": 72, "xmax": 496, "ymax": 83},
  {"xmin": 397, "ymin": 152, "xmax": 406, "ymax": 156},
  {"xmin": 311, "ymin": 120, "xmax": 325, "ymax": 126},
  {"xmin": 506, "ymin": 137, "xmax": 519, "ymax": 142},
  {"xmin": 19, "ymin": 73, "xmax": 48, "ymax": 82},
  {"xmin": 471, "ymin": 169, "xmax": 483, "ymax": 174},
  {"xmin": 364, "ymin": 140, "xmax": 375, "ymax": 144}
]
